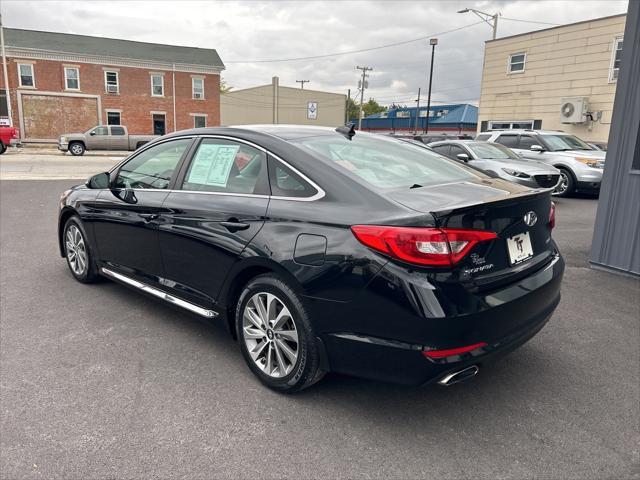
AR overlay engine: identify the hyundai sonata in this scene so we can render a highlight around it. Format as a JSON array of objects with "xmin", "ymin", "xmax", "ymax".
[{"xmin": 58, "ymin": 125, "xmax": 564, "ymax": 392}]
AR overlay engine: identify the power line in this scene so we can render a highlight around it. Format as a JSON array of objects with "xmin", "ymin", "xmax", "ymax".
[
  {"xmin": 224, "ymin": 20, "xmax": 485, "ymax": 63},
  {"xmin": 501, "ymin": 17, "xmax": 562, "ymax": 26}
]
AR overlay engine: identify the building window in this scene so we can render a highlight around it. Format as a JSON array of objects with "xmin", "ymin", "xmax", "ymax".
[
  {"xmin": 64, "ymin": 67, "xmax": 80, "ymax": 90},
  {"xmin": 508, "ymin": 52, "xmax": 526, "ymax": 74},
  {"xmin": 192, "ymin": 77, "xmax": 204, "ymax": 99},
  {"xmin": 489, "ymin": 120, "xmax": 534, "ymax": 130},
  {"xmin": 396, "ymin": 111, "xmax": 410, "ymax": 118},
  {"xmin": 18, "ymin": 63, "xmax": 35, "ymax": 87},
  {"xmin": 609, "ymin": 37, "xmax": 623, "ymax": 83},
  {"xmin": 193, "ymin": 115, "xmax": 206, "ymax": 128},
  {"xmin": 106, "ymin": 111, "xmax": 121, "ymax": 125},
  {"xmin": 105, "ymin": 71, "xmax": 119, "ymax": 94},
  {"xmin": 151, "ymin": 74, "xmax": 164, "ymax": 97}
]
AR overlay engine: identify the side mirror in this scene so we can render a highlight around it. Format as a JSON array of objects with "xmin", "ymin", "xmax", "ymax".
[
  {"xmin": 456, "ymin": 153, "xmax": 470, "ymax": 161},
  {"xmin": 530, "ymin": 144, "xmax": 544, "ymax": 152},
  {"xmin": 90, "ymin": 131, "xmax": 96, "ymax": 136},
  {"xmin": 86, "ymin": 172, "xmax": 110, "ymax": 189}
]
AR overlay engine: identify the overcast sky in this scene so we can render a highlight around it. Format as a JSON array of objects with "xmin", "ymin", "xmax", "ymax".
[{"xmin": 3, "ymin": 0, "xmax": 628, "ymax": 106}]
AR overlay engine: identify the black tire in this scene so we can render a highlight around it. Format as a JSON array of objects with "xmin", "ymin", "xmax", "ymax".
[
  {"xmin": 69, "ymin": 142, "xmax": 85, "ymax": 156},
  {"xmin": 553, "ymin": 167, "xmax": 575, "ymax": 197},
  {"xmin": 236, "ymin": 274, "xmax": 324, "ymax": 393},
  {"xmin": 63, "ymin": 216, "xmax": 100, "ymax": 283},
  {"xmin": 0, "ymin": 141, "xmax": 6, "ymax": 154}
]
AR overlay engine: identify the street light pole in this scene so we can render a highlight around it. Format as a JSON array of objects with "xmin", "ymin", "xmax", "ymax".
[
  {"xmin": 458, "ymin": 7, "xmax": 499, "ymax": 40},
  {"xmin": 296, "ymin": 79, "xmax": 309, "ymax": 89},
  {"xmin": 424, "ymin": 38, "xmax": 437, "ymax": 134},
  {"xmin": 413, "ymin": 87, "xmax": 421, "ymax": 134}
]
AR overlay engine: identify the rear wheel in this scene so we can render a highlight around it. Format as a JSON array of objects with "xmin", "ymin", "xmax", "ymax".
[
  {"xmin": 0, "ymin": 141, "xmax": 6, "ymax": 154},
  {"xmin": 69, "ymin": 142, "xmax": 85, "ymax": 156},
  {"xmin": 553, "ymin": 168, "xmax": 575, "ymax": 197},
  {"xmin": 236, "ymin": 274, "xmax": 324, "ymax": 393},
  {"xmin": 63, "ymin": 216, "xmax": 99, "ymax": 283}
]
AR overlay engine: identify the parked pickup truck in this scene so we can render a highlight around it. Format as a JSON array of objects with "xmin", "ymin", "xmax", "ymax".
[
  {"xmin": 58, "ymin": 125, "xmax": 157, "ymax": 156},
  {"xmin": 0, "ymin": 125, "xmax": 19, "ymax": 154}
]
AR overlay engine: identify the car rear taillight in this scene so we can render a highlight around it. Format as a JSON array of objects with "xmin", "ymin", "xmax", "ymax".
[
  {"xmin": 422, "ymin": 342, "xmax": 488, "ymax": 359},
  {"xmin": 549, "ymin": 202, "xmax": 556, "ymax": 230},
  {"xmin": 350, "ymin": 225, "xmax": 497, "ymax": 266}
]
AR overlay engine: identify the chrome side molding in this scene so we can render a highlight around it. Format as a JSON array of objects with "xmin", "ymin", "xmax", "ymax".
[{"xmin": 100, "ymin": 268, "xmax": 218, "ymax": 319}]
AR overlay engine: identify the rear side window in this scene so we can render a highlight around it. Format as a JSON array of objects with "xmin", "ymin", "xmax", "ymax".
[
  {"xmin": 268, "ymin": 157, "xmax": 318, "ymax": 198},
  {"xmin": 431, "ymin": 144, "xmax": 450, "ymax": 156},
  {"xmin": 182, "ymin": 138, "xmax": 266, "ymax": 194},
  {"xmin": 475, "ymin": 133, "xmax": 491, "ymax": 141},
  {"xmin": 496, "ymin": 135, "xmax": 519, "ymax": 148},
  {"xmin": 111, "ymin": 126, "xmax": 125, "ymax": 136}
]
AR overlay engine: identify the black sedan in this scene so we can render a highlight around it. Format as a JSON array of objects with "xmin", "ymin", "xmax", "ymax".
[{"xmin": 58, "ymin": 125, "xmax": 564, "ymax": 392}]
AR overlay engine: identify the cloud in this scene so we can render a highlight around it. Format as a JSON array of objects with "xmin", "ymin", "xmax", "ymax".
[{"xmin": 4, "ymin": 0, "xmax": 627, "ymax": 105}]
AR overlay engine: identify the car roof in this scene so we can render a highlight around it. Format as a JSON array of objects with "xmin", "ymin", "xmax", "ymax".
[
  {"xmin": 428, "ymin": 140, "xmax": 484, "ymax": 146},
  {"xmin": 487, "ymin": 129, "xmax": 566, "ymax": 135}
]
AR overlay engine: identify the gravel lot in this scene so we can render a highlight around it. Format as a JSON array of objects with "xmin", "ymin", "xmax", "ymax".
[{"xmin": 0, "ymin": 178, "xmax": 638, "ymax": 479}]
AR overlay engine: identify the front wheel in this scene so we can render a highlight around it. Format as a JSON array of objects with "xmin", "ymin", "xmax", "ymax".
[
  {"xmin": 69, "ymin": 142, "xmax": 85, "ymax": 156},
  {"xmin": 236, "ymin": 274, "xmax": 324, "ymax": 393},
  {"xmin": 63, "ymin": 216, "xmax": 99, "ymax": 283},
  {"xmin": 553, "ymin": 168, "xmax": 575, "ymax": 197}
]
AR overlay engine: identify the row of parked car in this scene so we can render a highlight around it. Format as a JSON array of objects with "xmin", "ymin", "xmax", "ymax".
[{"xmin": 389, "ymin": 129, "xmax": 606, "ymax": 197}]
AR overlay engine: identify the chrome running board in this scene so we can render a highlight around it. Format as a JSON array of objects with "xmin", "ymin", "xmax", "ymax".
[{"xmin": 101, "ymin": 267, "xmax": 218, "ymax": 319}]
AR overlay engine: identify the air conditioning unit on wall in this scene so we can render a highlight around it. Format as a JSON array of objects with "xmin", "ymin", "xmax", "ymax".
[{"xmin": 560, "ymin": 97, "xmax": 589, "ymax": 124}]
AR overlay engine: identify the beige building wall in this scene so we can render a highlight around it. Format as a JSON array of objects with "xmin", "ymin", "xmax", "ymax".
[
  {"xmin": 221, "ymin": 79, "xmax": 346, "ymax": 127},
  {"xmin": 478, "ymin": 14, "xmax": 626, "ymax": 142}
]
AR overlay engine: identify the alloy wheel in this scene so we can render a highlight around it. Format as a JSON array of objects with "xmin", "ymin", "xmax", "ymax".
[
  {"xmin": 554, "ymin": 171, "xmax": 569, "ymax": 195},
  {"xmin": 65, "ymin": 225, "xmax": 88, "ymax": 276},
  {"xmin": 242, "ymin": 292, "xmax": 299, "ymax": 378},
  {"xmin": 70, "ymin": 144, "xmax": 83, "ymax": 155}
]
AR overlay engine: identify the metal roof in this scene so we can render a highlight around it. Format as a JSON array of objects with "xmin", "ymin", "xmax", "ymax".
[
  {"xmin": 360, "ymin": 104, "xmax": 478, "ymax": 128},
  {"xmin": 3, "ymin": 28, "xmax": 224, "ymax": 68}
]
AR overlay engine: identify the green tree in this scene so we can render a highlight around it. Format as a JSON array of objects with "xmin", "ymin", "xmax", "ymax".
[
  {"xmin": 346, "ymin": 97, "xmax": 360, "ymax": 122},
  {"xmin": 362, "ymin": 98, "xmax": 387, "ymax": 117}
]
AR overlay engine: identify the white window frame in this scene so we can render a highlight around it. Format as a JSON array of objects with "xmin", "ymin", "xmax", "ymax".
[
  {"xmin": 396, "ymin": 111, "xmax": 410, "ymax": 118},
  {"xmin": 609, "ymin": 37, "xmax": 623, "ymax": 83},
  {"xmin": 508, "ymin": 52, "xmax": 527, "ymax": 74},
  {"xmin": 105, "ymin": 110, "xmax": 122, "ymax": 126},
  {"xmin": 104, "ymin": 70, "xmax": 119, "ymax": 94},
  {"xmin": 488, "ymin": 120, "xmax": 534, "ymax": 130},
  {"xmin": 191, "ymin": 113, "xmax": 207, "ymax": 128},
  {"xmin": 17, "ymin": 63, "xmax": 35, "ymax": 88},
  {"xmin": 151, "ymin": 74, "xmax": 164, "ymax": 97},
  {"xmin": 192, "ymin": 77, "xmax": 205, "ymax": 100},
  {"xmin": 64, "ymin": 66, "xmax": 80, "ymax": 91}
]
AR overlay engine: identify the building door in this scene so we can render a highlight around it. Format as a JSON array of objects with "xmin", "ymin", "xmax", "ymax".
[{"xmin": 152, "ymin": 114, "xmax": 166, "ymax": 136}]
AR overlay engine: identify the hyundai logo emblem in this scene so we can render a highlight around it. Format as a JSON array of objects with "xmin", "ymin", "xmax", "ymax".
[{"xmin": 524, "ymin": 211, "xmax": 538, "ymax": 227}]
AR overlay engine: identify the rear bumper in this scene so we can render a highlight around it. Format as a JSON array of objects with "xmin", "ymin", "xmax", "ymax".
[{"xmin": 311, "ymin": 253, "xmax": 564, "ymax": 386}]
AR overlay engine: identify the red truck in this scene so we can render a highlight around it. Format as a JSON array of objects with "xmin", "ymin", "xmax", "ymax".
[{"xmin": 0, "ymin": 126, "xmax": 19, "ymax": 154}]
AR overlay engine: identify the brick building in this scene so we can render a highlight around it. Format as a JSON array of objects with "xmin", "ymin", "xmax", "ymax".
[{"xmin": 0, "ymin": 28, "xmax": 224, "ymax": 142}]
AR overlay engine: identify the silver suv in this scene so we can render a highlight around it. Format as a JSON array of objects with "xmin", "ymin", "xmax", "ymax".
[{"xmin": 477, "ymin": 130, "xmax": 605, "ymax": 197}]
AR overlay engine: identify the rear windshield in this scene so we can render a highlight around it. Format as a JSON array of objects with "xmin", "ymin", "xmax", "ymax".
[
  {"xmin": 292, "ymin": 133, "xmax": 479, "ymax": 189},
  {"xmin": 467, "ymin": 142, "xmax": 519, "ymax": 160}
]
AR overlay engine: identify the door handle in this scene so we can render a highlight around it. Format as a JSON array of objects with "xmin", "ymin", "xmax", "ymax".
[
  {"xmin": 221, "ymin": 221, "xmax": 250, "ymax": 232},
  {"xmin": 139, "ymin": 213, "xmax": 159, "ymax": 222}
]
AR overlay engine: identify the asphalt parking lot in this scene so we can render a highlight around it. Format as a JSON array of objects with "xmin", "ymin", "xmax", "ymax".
[{"xmin": 1, "ymin": 175, "xmax": 638, "ymax": 478}]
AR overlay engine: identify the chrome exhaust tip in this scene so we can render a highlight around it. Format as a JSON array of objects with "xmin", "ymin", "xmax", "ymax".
[{"xmin": 437, "ymin": 365, "xmax": 479, "ymax": 386}]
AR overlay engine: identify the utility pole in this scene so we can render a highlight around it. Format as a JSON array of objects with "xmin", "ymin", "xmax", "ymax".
[
  {"xmin": 458, "ymin": 8, "xmax": 499, "ymax": 40},
  {"xmin": 296, "ymin": 79, "xmax": 309, "ymax": 89},
  {"xmin": 0, "ymin": 13, "xmax": 13, "ymax": 127},
  {"xmin": 345, "ymin": 88, "xmax": 350, "ymax": 124},
  {"xmin": 424, "ymin": 39, "xmax": 437, "ymax": 134},
  {"xmin": 356, "ymin": 65, "xmax": 372, "ymax": 130},
  {"xmin": 413, "ymin": 87, "xmax": 421, "ymax": 134}
]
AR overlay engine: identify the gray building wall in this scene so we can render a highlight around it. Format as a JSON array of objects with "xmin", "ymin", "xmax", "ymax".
[{"xmin": 590, "ymin": 1, "xmax": 640, "ymax": 276}]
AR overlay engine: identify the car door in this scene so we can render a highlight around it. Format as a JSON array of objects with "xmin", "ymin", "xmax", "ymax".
[
  {"xmin": 87, "ymin": 126, "xmax": 110, "ymax": 149},
  {"xmin": 109, "ymin": 126, "xmax": 129, "ymax": 150},
  {"xmin": 158, "ymin": 137, "xmax": 270, "ymax": 306},
  {"xmin": 91, "ymin": 137, "xmax": 195, "ymax": 285}
]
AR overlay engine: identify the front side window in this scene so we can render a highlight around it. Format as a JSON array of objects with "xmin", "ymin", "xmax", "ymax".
[
  {"xmin": 508, "ymin": 53, "xmax": 526, "ymax": 73},
  {"xmin": 18, "ymin": 63, "xmax": 34, "ymax": 87},
  {"xmin": 64, "ymin": 67, "xmax": 80, "ymax": 90},
  {"xmin": 105, "ymin": 71, "xmax": 119, "ymax": 93},
  {"xmin": 495, "ymin": 135, "xmax": 519, "ymax": 148},
  {"xmin": 192, "ymin": 77, "xmax": 204, "ymax": 99},
  {"xmin": 182, "ymin": 139, "xmax": 265, "ymax": 194},
  {"xmin": 106, "ymin": 111, "xmax": 121, "ymax": 125},
  {"xmin": 293, "ymin": 134, "xmax": 478, "ymax": 190},
  {"xmin": 448, "ymin": 145, "xmax": 469, "ymax": 160},
  {"xmin": 91, "ymin": 126, "xmax": 109, "ymax": 136},
  {"xmin": 610, "ymin": 38, "xmax": 623, "ymax": 82},
  {"xmin": 151, "ymin": 74, "xmax": 164, "ymax": 96},
  {"xmin": 541, "ymin": 134, "xmax": 593, "ymax": 152},
  {"xmin": 518, "ymin": 135, "xmax": 542, "ymax": 150},
  {"xmin": 116, "ymin": 138, "xmax": 191, "ymax": 190},
  {"xmin": 467, "ymin": 142, "xmax": 519, "ymax": 160}
]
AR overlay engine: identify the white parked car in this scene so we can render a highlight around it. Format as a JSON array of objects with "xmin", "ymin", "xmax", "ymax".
[{"xmin": 476, "ymin": 130, "xmax": 605, "ymax": 197}]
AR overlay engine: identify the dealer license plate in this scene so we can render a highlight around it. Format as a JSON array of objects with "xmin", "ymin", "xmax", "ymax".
[{"xmin": 507, "ymin": 231, "xmax": 534, "ymax": 265}]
